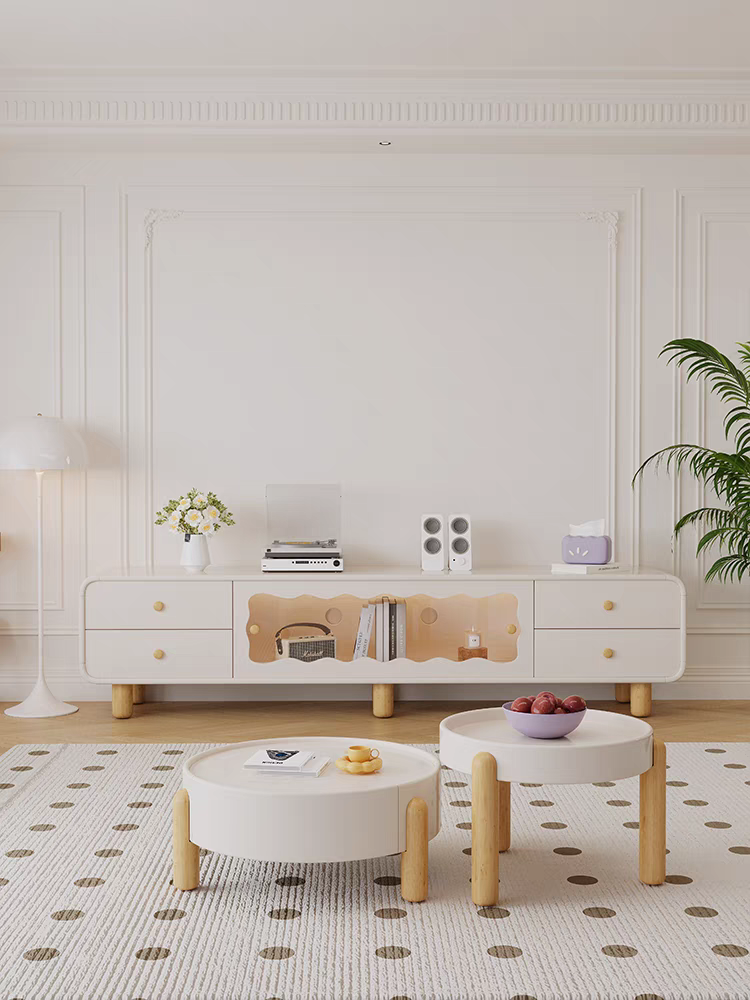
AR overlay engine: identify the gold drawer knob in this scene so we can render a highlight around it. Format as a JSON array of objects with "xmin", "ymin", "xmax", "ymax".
[
  {"xmin": 602, "ymin": 600, "xmax": 614, "ymax": 611},
  {"xmin": 153, "ymin": 601, "xmax": 165, "ymax": 612},
  {"xmin": 602, "ymin": 647, "xmax": 614, "ymax": 659},
  {"xmin": 153, "ymin": 649, "xmax": 165, "ymax": 660},
  {"xmin": 249, "ymin": 624, "xmax": 260, "ymax": 635},
  {"xmin": 506, "ymin": 624, "xmax": 517, "ymax": 635}
]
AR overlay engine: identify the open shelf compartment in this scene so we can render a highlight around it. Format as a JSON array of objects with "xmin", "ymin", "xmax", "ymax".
[{"xmin": 244, "ymin": 591, "xmax": 521, "ymax": 664}]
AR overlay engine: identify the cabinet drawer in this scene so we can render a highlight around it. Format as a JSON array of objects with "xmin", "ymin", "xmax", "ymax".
[
  {"xmin": 85, "ymin": 630, "xmax": 232, "ymax": 680},
  {"xmin": 85, "ymin": 581, "xmax": 232, "ymax": 630},
  {"xmin": 535, "ymin": 580, "xmax": 681, "ymax": 629},
  {"xmin": 534, "ymin": 629, "xmax": 682, "ymax": 681}
]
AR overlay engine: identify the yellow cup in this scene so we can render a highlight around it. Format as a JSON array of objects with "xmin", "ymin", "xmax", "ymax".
[{"xmin": 348, "ymin": 745, "xmax": 379, "ymax": 763}]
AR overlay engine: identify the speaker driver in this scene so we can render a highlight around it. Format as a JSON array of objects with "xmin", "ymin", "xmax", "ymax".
[
  {"xmin": 424, "ymin": 517, "xmax": 441, "ymax": 535},
  {"xmin": 452, "ymin": 536, "xmax": 469, "ymax": 554},
  {"xmin": 424, "ymin": 537, "xmax": 441, "ymax": 555}
]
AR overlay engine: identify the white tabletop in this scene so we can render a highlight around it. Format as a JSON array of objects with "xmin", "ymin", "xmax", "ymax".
[
  {"xmin": 439, "ymin": 708, "xmax": 654, "ymax": 784},
  {"xmin": 186, "ymin": 737, "xmax": 438, "ymax": 797}
]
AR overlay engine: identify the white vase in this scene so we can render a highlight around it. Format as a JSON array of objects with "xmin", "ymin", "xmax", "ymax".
[{"xmin": 180, "ymin": 533, "xmax": 210, "ymax": 574}]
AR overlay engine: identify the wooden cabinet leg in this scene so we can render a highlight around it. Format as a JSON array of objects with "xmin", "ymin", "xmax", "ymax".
[
  {"xmin": 471, "ymin": 751, "xmax": 499, "ymax": 906},
  {"xmin": 372, "ymin": 683, "xmax": 394, "ymax": 718},
  {"xmin": 631, "ymin": 683, "xmax": 652, "ymax": 717},
  {"xmin": 639, "ymin": 738, "xmax": 666, "ymax": 885},
  {"xmin": 112, "ymin": 684, "xmax": 133, "ymax": 719},
  {"xmin": 132, "ymin": 685, "xmax": 146, "ymax": 705},
  {"xmin": 400, "ymin": 797, "xmax": 428, "ymax": 902},
  {"xmin": 615, "ymin": 683, "xmax": 631, "ymax": 703},
  {"xmin": 173, "ymin": 789, "xmax": 200, "ymax": 891},
  {"xmin": 498, "ymin": 780, "xmax": 511, "ymax": 853}
]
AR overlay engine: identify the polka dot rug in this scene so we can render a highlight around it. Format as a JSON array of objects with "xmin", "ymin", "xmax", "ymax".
[{"xmin": 0, "ymin": 742, "xmax": 748, "ymax": 1000}]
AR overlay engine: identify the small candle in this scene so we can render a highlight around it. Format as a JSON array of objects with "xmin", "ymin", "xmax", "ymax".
[{"xmin": 465, "ymin": 627, "xmax": 482, "ymax": 649}]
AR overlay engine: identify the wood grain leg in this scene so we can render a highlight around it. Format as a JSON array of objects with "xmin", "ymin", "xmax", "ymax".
[
  {"xmin": 639, "ymin": 738, "xmax": 666, "ymax": 885},
  {"xmin": 472, "ymin": 751, "xmax": 499, "ymax": 905},
  {"xmin": 631, "ymin": 683, "xmax": 652, "ymax": 717},
  {"xmin": 132, "ymin": 685, "xmax": 146, "ymax": 705},
  {"xmin": 615, "ymin": 683, "xmax": 631, "ymax": 704},
  {"xmin": 172, "ymin": 788, "xmax": 200, "ymax": 891},
  {"xmin": 111, "ymin": 684, "xmax": 133, "ymax": 719},
  {"xmin": 498, "ymin": 780, "xmax": 511, "ymax": 853},
  {"xmin": 401, "ymin": 797, "xmax": 428, "ymax": 902},
  {"xmin": 372, "ymin": 683, "xmax": 394, "ymax": 718}
]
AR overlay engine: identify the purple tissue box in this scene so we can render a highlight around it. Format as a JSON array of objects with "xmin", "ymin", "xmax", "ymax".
[{"xmin": 562, "ymin": 535, "xmax": 611, "ymax": 564}]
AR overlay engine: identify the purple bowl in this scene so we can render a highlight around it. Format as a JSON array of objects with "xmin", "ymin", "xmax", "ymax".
[{"xmin": 502, "ymin": 702, "xmax": 587, "ymax": 739}]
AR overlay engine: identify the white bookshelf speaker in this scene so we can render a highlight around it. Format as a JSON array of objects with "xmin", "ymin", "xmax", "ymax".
[
  {"xmin": 448, "ymin": 514, "xmax": 472, "ymax": 571},
  {"xmin": 421, "ymin": 514, "xmax": 446, "ymax": 571}
]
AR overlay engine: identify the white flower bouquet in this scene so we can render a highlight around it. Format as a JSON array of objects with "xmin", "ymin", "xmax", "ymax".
[{"xmin": 155, "ymin": 488, "xmax": 235, "ymax": 537}]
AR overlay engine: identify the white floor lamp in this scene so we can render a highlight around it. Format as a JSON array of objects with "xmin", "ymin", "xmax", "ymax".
[{"xmin": 0, "ymin": 414, "xmax": 88, "ymax": 718}]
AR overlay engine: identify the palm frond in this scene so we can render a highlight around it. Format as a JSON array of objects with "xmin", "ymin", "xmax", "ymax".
[
  {"xmin": 660, "ymin": 339, "xmax": 750, "ymax": 450},
  {"xmin": 705, "ymin": 553, "xmax": 750, "ymax": 584},
  {"xmin": 635, "ymin": 340, "xmax": 750, "ymax": 586}
]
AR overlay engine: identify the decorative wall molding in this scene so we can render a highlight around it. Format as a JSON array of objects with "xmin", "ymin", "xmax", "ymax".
[
  {"xmin": 144, "ymin": 208, "xmax": 183, "ymax": 249},
  {"xmin": 580, "ymin": 210, "xmax": 619, "ymax": 250},
  {"xmin": 132, "ymin": 195, "xmax": 632, "ymax": 569},
  {"xmin": 4, "ymin": 77, "xmax": 750, "ymax": 136}
]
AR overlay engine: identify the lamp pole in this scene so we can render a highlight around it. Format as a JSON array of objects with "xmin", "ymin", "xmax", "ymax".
[{"xmin": 5, "ymin": 469, "xmax": 78, "ymax": 717}]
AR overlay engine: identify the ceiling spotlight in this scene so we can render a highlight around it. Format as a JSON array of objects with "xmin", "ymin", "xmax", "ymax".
[{"xmin": 379, "ymin": 141, "xmax": 391, "ymax": 146}]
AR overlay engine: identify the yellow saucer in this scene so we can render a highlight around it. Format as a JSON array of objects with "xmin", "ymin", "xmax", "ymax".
[{"xmin": 335, "ymin": 755, "xmax": 383, "ymax": 774}]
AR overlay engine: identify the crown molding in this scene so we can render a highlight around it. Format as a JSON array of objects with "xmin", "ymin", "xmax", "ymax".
[{"xmin": 3, "ymin": 75, "xmax": 750, "ymax": 137}]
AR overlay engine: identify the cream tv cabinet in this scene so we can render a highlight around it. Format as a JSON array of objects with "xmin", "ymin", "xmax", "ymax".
[{"xmin": 79, "ymin": 568, "xmax": 686, "ymax": 720}]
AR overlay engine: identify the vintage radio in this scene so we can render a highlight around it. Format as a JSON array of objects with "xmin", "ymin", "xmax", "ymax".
[{"xmin": 274, "ymin": 623, "xmax": 337, "ymax": 662}]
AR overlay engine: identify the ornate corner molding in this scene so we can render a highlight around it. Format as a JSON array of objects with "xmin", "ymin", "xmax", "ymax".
[
  {"xmin": 580, "ymin": 210, "xmax": 620, "ymax": 250},
  {"xmin": 144, "ymin": 209, "xmax": 184, "ymax": 249}
]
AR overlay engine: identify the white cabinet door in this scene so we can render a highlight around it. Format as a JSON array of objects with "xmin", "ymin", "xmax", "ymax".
[
  {"xmin": 85, "ymin": 630, "xmax": 233, "ymax": 681},
  {"xmin": 534, "ymin": 629, "xmax": 683, "ymax": 682},
  {"xmin": 85, "ymin": 581, "xmax": 232, "ymax": 630},
  {"xmin": 535, "ymin": 580, "xmax": 682, "ymax": 629}
]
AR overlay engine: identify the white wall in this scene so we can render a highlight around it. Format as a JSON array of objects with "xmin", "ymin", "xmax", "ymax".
[{"xmin": 1, "ymin": 150, "xmax": 749, "ymax": 701}]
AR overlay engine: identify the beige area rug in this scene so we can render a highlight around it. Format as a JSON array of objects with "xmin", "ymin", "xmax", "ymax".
[{"xmin": 0, "ymin": 741, "xmax": 748, "ymax": 1000}]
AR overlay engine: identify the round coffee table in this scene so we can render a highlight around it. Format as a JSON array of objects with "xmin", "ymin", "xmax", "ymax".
[
  {"xmin": 172, "ymin": 737, "xmax": 440, "ymax": 902},
  {"xmin": 439, "ymin": 707, "xmax": 665, "ymax": 905}
]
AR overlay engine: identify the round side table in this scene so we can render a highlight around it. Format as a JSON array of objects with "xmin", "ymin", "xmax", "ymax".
[
  {"xmin": 439, "ymin": 707, "xmax": 665, "ymax": 906},
  {"xmin": 172, "ymin": 737, "xmax": 440, "ymax": 902}
]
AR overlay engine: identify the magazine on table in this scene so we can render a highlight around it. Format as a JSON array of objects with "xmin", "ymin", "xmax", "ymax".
[{"xmin": 243, "ymin": 748, "xmax": 329, "ymax": 776}]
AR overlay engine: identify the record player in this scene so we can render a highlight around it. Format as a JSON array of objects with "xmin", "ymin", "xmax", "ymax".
[{"xmin": 261, "ymin": 485, "xmax": 344, "ymax": 572}]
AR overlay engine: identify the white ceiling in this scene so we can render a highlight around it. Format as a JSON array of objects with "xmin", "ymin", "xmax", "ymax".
[{"xmin": 3, "ymin": 0, "xmax": 750, "ymax": 76}]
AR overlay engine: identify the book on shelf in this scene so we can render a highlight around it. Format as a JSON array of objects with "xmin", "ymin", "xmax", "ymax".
[
  {"xmin": 353, "ymin": 603, "xmax": 376, "ymax": 659},
  {"xmin": 550, "ymin": 562, "xmax": 622, "ymax": 575},
  {"xmin": 396, "ymin": 598, "xmax": 406, "ymax": 658},
  {"xmin": 374, "ymin": 597, "xmax": 407, "ymax": 661}
]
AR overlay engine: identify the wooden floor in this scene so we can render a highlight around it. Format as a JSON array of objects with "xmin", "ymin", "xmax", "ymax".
[{"xmin": 1, "ymin": 699, "xmax": 748, "ymax": 755}]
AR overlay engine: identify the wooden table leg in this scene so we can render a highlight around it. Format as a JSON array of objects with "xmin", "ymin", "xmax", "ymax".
[
  {"xmin": 472, "ymin": 752, "xmax": 499, "ymax": 905},
  {"xmin": 498, "ymin": 780, "xmax": 511, "ymax": 853},
  {"xmin": 401, "ymin": 797, "xmax": 428, "ymax": 902},
  {"xmin": 615, "ymin": 683, "xmax": 631, "ymax": 704},
  {"xmin": 372, "ymin": 683, "xmax": 394, "ymax": 718},
  {"xmin": 112, "ymin": 684, "xmax": 133, "ymax": 719},
  {"xmin": 631, "ymin": 683, "xmax": 652, "ymax": 717},
  {"xmin": 173, "ymin": 789, "xmax": 200, "ymax": 891},
  {"xmin": 132, "ymin": 684, "xmax": 146, "ymax": 705},
  {"xmin": 639, "ymin": 738, "xmax": 666, "ymax": 885}
]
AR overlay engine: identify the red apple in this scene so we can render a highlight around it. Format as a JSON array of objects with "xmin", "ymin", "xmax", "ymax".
[
  {"xmin": 555, "ymin": 697, "xmax": 564, "ymax": 708},
  {"xmin": 553, "ymin": 706, "xmax": 568, "ymax": 714},
  {"xmin": 562, "ymin": 695, "xmax": 587, "ymax": 713},
  {"xmin": 531, "ymin": 698, "xmax": 555, "ymax": 715},
  {"xmin": 536, "ymin": 691, "xmax": 557, "ymax": 702},
  {"xmin": 510, "ymin": 697, "xmax": 532, "ymax": 713}
]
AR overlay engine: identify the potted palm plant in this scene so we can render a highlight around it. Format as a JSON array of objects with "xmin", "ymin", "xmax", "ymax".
[{"xmin": 634, "ymin": 339, "xmax": 750, "ymax": 584}]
